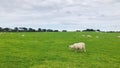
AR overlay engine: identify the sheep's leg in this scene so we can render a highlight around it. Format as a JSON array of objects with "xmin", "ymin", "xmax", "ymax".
[
  {"xmin": 83, "ymin": 48, "xmax": 86, "ymax": 52},
  {"xmin": 75, "ymin": 48, "xmax": 79, "ymax": 52}
]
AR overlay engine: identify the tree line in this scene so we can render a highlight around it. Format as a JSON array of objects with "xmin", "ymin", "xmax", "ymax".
[
  {"xmin": 0, "ymin": 27, "xmax": 102, "ymax": 32},
  {"xmin": 0, "ymin": 27, "xmax": 67, "ymax": 32}
]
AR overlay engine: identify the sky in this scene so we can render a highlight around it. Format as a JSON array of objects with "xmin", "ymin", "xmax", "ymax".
[{"xmin": 0, "ymin": 0, "xmax": 120, "ymax": 31}]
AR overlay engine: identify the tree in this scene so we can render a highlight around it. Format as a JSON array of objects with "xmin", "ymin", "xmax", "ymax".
[
  {"xmin": 54, "ymin": 30, "xmax": 59, "ymax": 32},
  {"xmin": 47, "ymin": 29, "xmax": 53, "ymax": 32},
  {"xmin": 0, "ymin": 27, "xmax": 3, "ymax": 32},
  {"xmin": 62, "ymin": 30, "xmax": 67, "ymax": 32},
  {"xmin": 19, "ymin": 27, "xmax": 28, "ymax": 32},
  {"xmin": 82, "ymin": 29, "xmax": 96, "ymax": 32},
  {"xmin": 38, "ymin": 28, "xmax": 41, "ymax": 32},
  {"xmin": 28, "ymin": 28, "xmax": 33, "ymax": 32},
  {"xmin": 96, "ymin": 29, "xmax": 100, "ymax": 32},
  {"xmin": 28, "ymin": 28, "xmax": 36, "ymax": 32},
  {"xmin": 3, "ymin": 28, "xmax": 11, "ymax": 32},
  {"xmin": 76, "ymin": 30, "xmax": 81, "ymax": 32},
  {"xmin": 14, "ymin": 27, "xmax": 19, "ymax": 32},
  {"xmin": 41, "ymin": 29, "xmax": 46, "ymax": 32},
  {"xmin": 23, "ymin": 27, "xmax": 28, "ymax": 32}
]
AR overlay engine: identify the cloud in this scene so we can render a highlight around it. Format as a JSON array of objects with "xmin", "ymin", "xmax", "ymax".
[{"xmin": 0, "ymin": 0, "xmax": 120, "ymax": 31}]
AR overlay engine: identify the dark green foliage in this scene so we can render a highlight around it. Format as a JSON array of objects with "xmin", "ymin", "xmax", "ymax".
[
  {"xmin": 38, "ymin": 28, "xmax": 41, "ymax": 32},
  {"xmin": 41, "ymin": 29, "xmax": 47, "ymax": 32},
  {"xmin": 62, "ymin": 30, "xmax": 67, "ymax": 32}
]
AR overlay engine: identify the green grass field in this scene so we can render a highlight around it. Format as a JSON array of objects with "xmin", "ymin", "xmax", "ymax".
[{"xmin": 0, "ymin": 32, "xmax": 120, "ymax": 68}]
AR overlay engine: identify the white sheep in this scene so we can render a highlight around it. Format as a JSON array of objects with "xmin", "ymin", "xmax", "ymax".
[
  {"xmin": 96, "ymin": 36, "xmax": 99, "ymax": 38},
  {"xmin": 69, "ymin": 42, "xmax": 86, "ymax": 52},
  {"xmin": 82, "ymin": 35, "xmax": 85, "ymax": 37},
  {"xmin": 87, "ymin": 35, "xmax": 92, "ymax": 38},
  {"xmin": 117, "ymin": 36, "xmax": 120, "ymax": 38}
]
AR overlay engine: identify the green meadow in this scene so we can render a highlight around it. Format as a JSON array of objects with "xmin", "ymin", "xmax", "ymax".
[{"xmin": 0, "ymin": 32, "xmax": 120, "ymax": 68}]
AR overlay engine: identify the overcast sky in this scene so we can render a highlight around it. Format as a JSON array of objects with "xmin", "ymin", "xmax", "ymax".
[{"xmin": 0, "ymin": 0, "xmax": 120, "ymax": 31}]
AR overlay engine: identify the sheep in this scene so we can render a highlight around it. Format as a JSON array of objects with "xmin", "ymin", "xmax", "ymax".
[
  {"xmin": 87, "ymin": 35, "xmax": 92, "ymax": 38},
  {"xmin": 69, "ymin": 42, "xmax": 86, "ymax": 52},
  {"xmin": 82, "ymin": 35, "xmax": 85, "ymax": 37},
  {"xmin": 117, "ymin": 36, "xmax": 120, "ymax": 38}
]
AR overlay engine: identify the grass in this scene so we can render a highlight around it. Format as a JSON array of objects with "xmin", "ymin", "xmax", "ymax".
[{"xmin": 0, "ymin": 32, "xmax": 120, "ymax": 68}]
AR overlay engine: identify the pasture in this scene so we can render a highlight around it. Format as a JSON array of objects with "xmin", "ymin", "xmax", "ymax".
[{"xmin": 0, "ymin": 32, "xmax": 120, "ymax": 68}]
